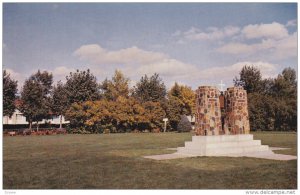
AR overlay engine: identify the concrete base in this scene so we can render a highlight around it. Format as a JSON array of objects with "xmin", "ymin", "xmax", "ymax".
[
  {"xmin": 143, "ymin": 134, "xmax": 297, "ymax": 161},
  {"xmin": 176, "ymin": 134, "xmax": 271, "ymax": 157}
]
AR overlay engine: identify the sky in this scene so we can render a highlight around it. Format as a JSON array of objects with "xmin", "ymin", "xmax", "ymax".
[{"xmin": 3, "ymin": 3, "xmax": 298, "ymax": 91}]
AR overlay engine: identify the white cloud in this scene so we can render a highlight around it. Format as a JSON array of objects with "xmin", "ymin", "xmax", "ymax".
[
  {"xmin": 199, "ymin": 61, "xmax": 278, "ymax": 80},
  {"xmin": 273, "ymin": 32, "xmax": 297, "ymax": 59},
  {"xmin": 74, "ymin": 44, "xmax": 167, "ymax": 65},
  {"xmin": 73, "ymin": 44, "xmax": 201, "ymax": 84},
  {"xmin": 5, "ymin": 68, "xmax": 24, "ymax": 92},
  {"xmin": 135, "ymin": 59, "xmax": 198, "ymax": 79},
  {"xmin": 52, "ymin": 66, "xmax": 75, "ymax": 77},
  {"xmin": 216, "ymin": 42, "xmax": 254, "ymax": 54},
  {"xmin": 242, "ymin": 22, "xmax": 289, "ymax": 40},
  {"xmin": 183, "ymin": 26, "xmax": 240, "ymax": 41},
  {"xmin": 72, "ymin": 43, "xmax": 286, "ymax": 90},
  {"xmin": 286, "ymin": 19, "xmax": 297, "ymax": 27},
  {"xmin": 51, "ymin": 66, "xmax": 76, "ymax": 84},
  {"xmin": 216, "ymin": 31, "xmax": 297, "ymax": 60}
]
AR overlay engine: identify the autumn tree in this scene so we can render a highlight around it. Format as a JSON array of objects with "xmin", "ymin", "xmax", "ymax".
[
  {"xmin": 3, "ymin": 70, "xmax": 18, "ymax": 117},
  {"xmin": 100, "ymin": 70, "xmax": 130, "ymax": 101},
  {"xmin": 51, "ymin": 81, "xmax": 69, "ymax": 128},
  {"xmin": 64, "ymin": 69, "xmax": 100, "ymax": 106},
  {"xmin": 169, "ymin": 82, "xmax": 195, "ymax": 116},
  {"xmin": 142, "ymin": 101, "xmax": 166, "ymax": 131},
  {"xmin": 133, "ymin": 73, "xmax": 167, "ymax": 103},
  {"xmin": 166, "ymin": 82, "xmax": 195, "ymax": 130},
  {"xmin": 65, "ymin": 97, "xmax": 166, "ymax": 133}
]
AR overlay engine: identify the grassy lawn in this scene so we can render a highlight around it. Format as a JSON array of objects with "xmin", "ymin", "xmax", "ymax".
[{"xmin": 3, "ymin": 132, "xmax": 297, "ymax": 189}]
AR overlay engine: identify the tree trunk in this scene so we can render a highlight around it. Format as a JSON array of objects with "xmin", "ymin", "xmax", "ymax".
[
  {"xmin": 60, "ymin": 115, "xmax": 63, "ymax": 129},
  {"xmin": 36, "ymin": 121, "xmax": 39, "ymax": 131},
  {"xmin": 29, "ymin": 120, "xmax": 32, "ymax": 130}
]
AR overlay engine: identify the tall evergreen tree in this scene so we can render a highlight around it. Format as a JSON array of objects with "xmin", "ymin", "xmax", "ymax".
[
  {"xmin": 3, "ymin": 70, "xmax": 18, "ymax": 117},
  {"xmin": 133, "ymin": 73, "xmax": 167, "ymax": 103}
]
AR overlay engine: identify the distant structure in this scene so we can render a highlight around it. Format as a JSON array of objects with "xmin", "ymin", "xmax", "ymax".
[
  {"xmin": 3, "ymin": 109, "xmax": 69, "ymax": 125},
  {"xmin": 195, "ymin": 86, "xmax": 250, "ymax": 136}
]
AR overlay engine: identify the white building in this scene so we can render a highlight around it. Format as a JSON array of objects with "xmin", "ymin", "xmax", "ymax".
[{"xmin": 3, "ymin": 109, "xmax": 69, "ymax": 125}]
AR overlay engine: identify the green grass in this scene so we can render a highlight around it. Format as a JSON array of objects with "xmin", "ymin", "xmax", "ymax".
[{"xmin": 3, "ymin": 132, "xmax": 297, "ymax": 189}]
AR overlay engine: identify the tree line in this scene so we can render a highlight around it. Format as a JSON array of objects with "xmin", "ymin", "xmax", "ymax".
[
  {"xmin": 234, "ymin": 66, "xmax": 297, "ymax": 131},
  {"xmin": 3, "ymin": 69, "xmax": 195, "ymax": 133},
  {"xmin": 3, "ymin": 65, "xmax": 297, "ymax": 133}
]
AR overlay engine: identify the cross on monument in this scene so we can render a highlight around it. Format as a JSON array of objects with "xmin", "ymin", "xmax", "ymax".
[{"xmin": 218, "ymin": 80, "xmax": 226, "ymax": 91}]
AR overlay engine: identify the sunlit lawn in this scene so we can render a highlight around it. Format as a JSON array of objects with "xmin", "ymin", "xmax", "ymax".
[{"xmin": 3, "ymin": 131, "xmax": 297, "ymax": 189}]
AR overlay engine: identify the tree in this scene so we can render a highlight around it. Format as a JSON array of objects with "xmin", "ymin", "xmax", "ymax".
[
  {"xmin": 142, "ymin": 101, "xmax": 166, "ymax": 131},
  {"xmin": 169, "ymin": 82, "xmax": 195, "ymax": 116},
  {"xmin": 133, "ymin": 73, "xmax": 167, "ymax": 103},
  {"xmin": 271, "ymin": 68, "xmax": 297, "ymax": 131},
  {"xmin": 235, "ymin": 66, "xmax": 297, "ymax": 132},
  {"xmin": 33, "ymin": 70, "xmax": 53, "ymax": 95},
  {"xmin": 101, "ymin": 70, "xmax": 130, "ymax": 101},
  {"xmin": 234, "ymin": 65, "xmax": 263, "ymax": 93},
  {"xmin": 65, "ymin": 101, "xmax": 93, "ymax": 133},
  {"xmin": 65, "ymin": 69, "xmax": 100, "ymax": 105},
  {"xmin": 19, "ymin": 80, "xmax": 43, "ymax": 130},
  {"xmin": 272, "ymin": 67, "xmax": 297, "ymax": 99},
  {"xmin": 65, "ymin": 97, "xmax": 166, "ymax": 133},
  {"xmin": 247, "ymin": 93, "xmax": 276, "ymax": 131},
  {"xmin": 51, "ymin": 81, "xmax": 69, "ymax": 128},
  {"xmin": 166, "ymin": 96, "xmax": 182, "ymax": 131},
  {"xmin": 166, "ymin": 83, "xmax": 195, "ymax": 131},
  {"xmin": 177, "ymin": 115, "xmax": 192, "ymax": 132},
  {"xmin": 3, "ymin": 70, "xmax": 18, "ymax": 117},
  {"xmin": 19, "ymin": 70, "xmax": 53, "ymax": 130}
]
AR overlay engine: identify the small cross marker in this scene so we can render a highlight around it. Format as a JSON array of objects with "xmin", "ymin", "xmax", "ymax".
[{"xmin": 218, "ymin": 80, "xmax": 226, "ymax": 91}]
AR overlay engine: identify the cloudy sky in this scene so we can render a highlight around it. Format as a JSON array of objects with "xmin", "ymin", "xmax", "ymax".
[{"xmin": 3, "ymin": 3, "xmax": 297, "ymax": 91}]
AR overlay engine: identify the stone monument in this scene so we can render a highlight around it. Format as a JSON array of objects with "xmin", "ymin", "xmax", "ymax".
[
  {"xmin": 224, "ymin": 87, "xmax": 250, "ymax": 135},
  {"xmin": 176, "ymin": 85, "xmax": 273, "ymax": 157},
  {"xmin": 195, "ymin": 86, "xmax": 222, "ymax": 136}
]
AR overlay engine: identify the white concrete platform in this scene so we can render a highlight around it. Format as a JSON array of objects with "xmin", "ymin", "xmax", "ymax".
[
  {"xmin": 177, "ymin": 134, "xmax": 270, "ymax": 156},
  {"xmin": 143, "ymin": 134, "xmax": 297, "ymax": 161}
]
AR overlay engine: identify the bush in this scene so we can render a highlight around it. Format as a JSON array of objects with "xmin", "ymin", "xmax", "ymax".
[{"xmin": 177, "ymin": 115, "xmax": 192, "ymax": 132}]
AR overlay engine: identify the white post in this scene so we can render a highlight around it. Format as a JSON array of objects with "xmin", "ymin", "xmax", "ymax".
[{"xmin": 163, "ymin": 118, "xmax": 168, "ymax": 132}]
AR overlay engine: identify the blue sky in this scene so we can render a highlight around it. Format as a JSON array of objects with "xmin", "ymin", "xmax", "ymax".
[{"xmin": 3, "ymin": 3, "xmax": 298, "ymax": 90}]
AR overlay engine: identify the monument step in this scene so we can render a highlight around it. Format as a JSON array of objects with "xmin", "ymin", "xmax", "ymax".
[
  {"xmin": 191, "ymin": 134, "xmax": 254, "ymax": 143},
  {"xmin": 177, "ymin": 145, "xmax": 271, "ymax": 156},
  {"xmin": 184, "ymin": 140, "xmax": 262, "ymax": 149}
]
